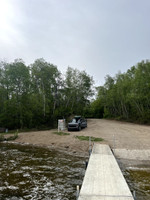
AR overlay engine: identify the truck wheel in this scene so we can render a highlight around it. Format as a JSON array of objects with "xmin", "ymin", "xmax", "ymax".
[{"xmin": 78, "ymin": 126, "xmax": 81, "ymax": 131}]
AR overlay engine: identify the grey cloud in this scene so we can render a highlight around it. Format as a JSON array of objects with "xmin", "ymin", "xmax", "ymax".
[{"xmin": 0, "ymin": 0, "xmax": 150, "ymax": 85}]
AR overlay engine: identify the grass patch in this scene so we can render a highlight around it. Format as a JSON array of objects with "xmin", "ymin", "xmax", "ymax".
[
  {"xmin": 0, "ymin": 127, "xmax": 53, "ymax": 134},
  {"xmin": 7, "ymin": 132, "xmax": 18, "ymax": 141},
  {"xmin": 0, "ymin": 134, "xmax": 4, "ymax": 142},
  {"xmin": 0, "ymin": 131, "xmax": 18, "ymax": 142},
  {"xmin": 0, "ymin": 132, "xmax": 9, "ymax": 135},
  {"xmin": 75, "ymin": 135, "xmax": 103, "ymax": 142},
  {"xmin": 52, "ymin": 131, "xmax": 70, "ymax": 136}
]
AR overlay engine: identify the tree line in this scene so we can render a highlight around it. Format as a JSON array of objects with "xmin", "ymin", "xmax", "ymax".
[
  {"xmin": 1, "ymin": 58, "xmax": 150, "ymax": 130},
  {"xmin": 0, "ymin": 58, "xmax": 94, "ymax": 130},
  {"xmin": 89, "ymin": 60, "xmax": 150, "ymax": 124}
]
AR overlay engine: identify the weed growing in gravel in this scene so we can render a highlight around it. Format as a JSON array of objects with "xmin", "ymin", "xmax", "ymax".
[
  {"xmin": 53, "ymin": 131, "xmax": 70, "ymax": 136},
  {"xmin": 0, "ymin": 131, "xmax": 18, "ymax": 141},
  {"xmin": 75, "ymin": 135, "xmax": 103, "ymax": 142},
  {"xmin": 0, "ymin": 134, "xmax": 4, "ymax": 142},
  {"xmin": 7, "ymin": 131, "xmax": 18, "ymax": 141}
]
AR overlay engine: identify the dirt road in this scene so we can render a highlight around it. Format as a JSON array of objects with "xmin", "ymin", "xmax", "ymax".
[
  {"xmin": 81, "ymin": 119, "xmax": 150, "ymax": 150},
  {"xmin": 11, "ymin": 119, "xmax": 150, "ymax": 160}
]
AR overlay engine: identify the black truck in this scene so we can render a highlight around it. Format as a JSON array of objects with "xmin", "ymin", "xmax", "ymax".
[{"xmin": 68, "ymin": 116, "xmax": 87, "ymax": 131}]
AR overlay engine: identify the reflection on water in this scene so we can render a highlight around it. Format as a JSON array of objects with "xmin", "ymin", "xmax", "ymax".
[{"xmin": 0, "ymin": 143, "xmax": 85, "ymax": 200}]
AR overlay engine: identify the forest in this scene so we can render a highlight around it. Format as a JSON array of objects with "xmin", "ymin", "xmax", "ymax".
[
  {"xmin": 0, "ymin": 59, "xmax": 150, "ymax": 130},
  {"xmin": 0, "ymin": 58, "xmax": 94, "ymax": 130},
  {"xmin": 88, "ymin": 60, "xmax": 150, "ymax": 124}
]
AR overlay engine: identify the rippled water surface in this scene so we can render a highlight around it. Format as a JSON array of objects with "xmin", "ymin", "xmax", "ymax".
[
  {"xmin": 123, "ymin": 167, "xmax": 150, "ymax": 200},
  {"xmin": 0, "ymin": 143, "xmax": 85, "ymax": 200},
  {"xmin": 0, "ymin": 143, "xmax": 150, "ymax": 200}
]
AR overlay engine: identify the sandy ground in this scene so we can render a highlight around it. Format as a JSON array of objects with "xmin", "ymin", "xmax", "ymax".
[{"xmin": 8, "ymin": 119, "xmax": 150, "ymax": 162}]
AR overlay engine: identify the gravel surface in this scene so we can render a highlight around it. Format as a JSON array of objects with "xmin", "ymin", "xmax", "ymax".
[{"xmin": 10, "ymin": 119, "xmax": 150, "ymax": 162}]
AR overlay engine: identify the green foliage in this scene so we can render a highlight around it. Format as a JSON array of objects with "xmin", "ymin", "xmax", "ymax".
[
  {"xmin": 92, "ymin": 60, "xmax": 150, "ymax": 124},
  {"xmin": 75, "ymin": 135, "xmax": 103, "ymax": 142},
  {"xmin": 63, "ymin": 67, "xmax": 94, "ymax": 116},
  {"xmin": 0, "ymin": 131, "xmax": 18, "ymax": 141},
  {"xmin": 52, "ymin": 131, "xmax": 70, "ymax": 136},
  {"xmin": 7, "ymin": 132, "xmax": 18, "ymax": 141},
  {"xmin": 84, "ymin": 86, "xmax": 105, "ymax": 118},
  {"xmin": 0, "ymin": 134, "xmax": 4, "ymax": 142},
  {"xmin": 0, "ymin": 59, "xmax": 94, "ymax": 130}
]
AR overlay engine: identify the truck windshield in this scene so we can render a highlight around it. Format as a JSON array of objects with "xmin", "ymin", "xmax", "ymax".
[{"xmin": 72, "ymin": 119, "xmax": 77, "ymax": 123}]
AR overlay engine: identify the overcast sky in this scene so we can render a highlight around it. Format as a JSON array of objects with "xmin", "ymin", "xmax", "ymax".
[{"xmin": 0, "ymin": 0, "xmax": 150, "ymax": 85}]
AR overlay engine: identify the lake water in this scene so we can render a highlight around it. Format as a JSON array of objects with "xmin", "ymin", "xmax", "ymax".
[
  {"xmin": 123, "ymin": 167, "xmax": 150, "ymax": 200},
  {"xmin": 0, "ymin": 143, "xmax": 85, "ymax": 200},
  {"xmin": 0, "ymin": 143, "xmax": 150, "ymax": 200}
]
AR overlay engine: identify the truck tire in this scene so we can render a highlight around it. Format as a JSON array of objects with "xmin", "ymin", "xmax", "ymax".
[{"xmin": 78, "ymin": 125, "xmax": 81, "ymax": 131}]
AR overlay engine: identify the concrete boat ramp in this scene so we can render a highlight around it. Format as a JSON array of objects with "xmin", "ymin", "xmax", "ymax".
[{"xmin": 78, "ymin": 144, "xmax": 134, "ymax": 200}]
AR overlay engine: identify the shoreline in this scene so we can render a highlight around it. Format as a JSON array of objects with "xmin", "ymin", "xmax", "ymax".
[
  {"xmin": 5, "ymin": 140, "xmax": 89, "ymax": 158},
  {"xmin": 4, "ymin": 140, "xmax": 150, "ymax": 169},
  {"xmin": 2, "ymin": 118, "xmax": 150, "ymax": 168}
]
